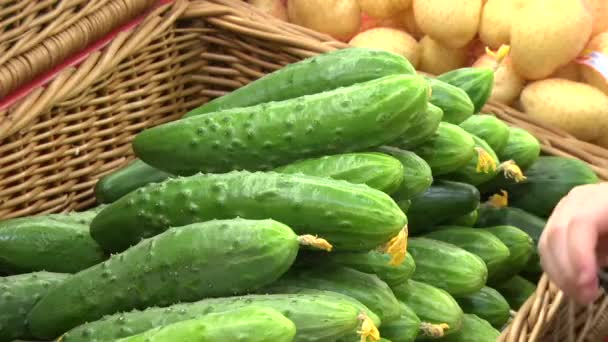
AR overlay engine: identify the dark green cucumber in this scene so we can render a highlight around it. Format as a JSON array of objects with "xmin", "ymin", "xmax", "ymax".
[
  {"xmin": 90, "ymin": 171, "xmax": 406, "ymax": 253},
  {"xmin": 454, "ymin": 287, "xmax": 510, "ymax": 329},
  {"xmin": 392, "ymin": 280, "xmax": 463, "ymax": 338},
  {"xmin": 425, "ymin": 77, "xmax": 474, "ymax": 124},
  {"xmin": 274, "ymin": 152, "xmax": 405, "ymax": 194},
  {"xmin": 437, "ymin": 67, "xmax": 494, "ymax": 114},
  {"xmin": 403, "ymin": 181, "xmax": 480, "ymax": 235},
  {"xmin": 439, "ymin": 314, "xmax": 500, "ymax": 342},
  {"xmin": 115, "ymin": 306, "xmax": 296, "ymax": 342},
  {"xmin": 459, "ymin": 114, "xmax": 510, "ymax": 154},
  {"xmin": 483, "ymin": 225, "xmax": 534, "ymax": 283},
  {"xmin": 59, "ymin": 292, "xmax": 377, "ymax": 342},
  {"xmin": 0, "ymin": 213, "xmax": 106, "ymax": 274},
  {"xmin": 408, "ymin": 238, "xmax": 488, "ymax": 296},
  {"xmin": 442, "ymin": 135, "xmax": 499, "ymax": 186},
  {"xmin": 375, "ymin": 146, "xmax": 433, "ymax": 199},
  {"xmin": 28, "ymin": 219, "xmax": 304, "ymax": 339},
  {"xmin": 498, "ymin": 127, "xmax": 541, "ymax": 170},
  {"xmin": 133, "ymin": 75, "xmax": 430, "ymax": 176},
  {"xmin": 494, "ymin": 276, "xmax": 536, "ymax": 310},
  {"xmin": 494, "ymin": 156, "xmax": 600, "ymax": 218},
  {"xmin": 448, "ymin": 209, "xmax": 478, "ymax": 227},
  {"xmin": 263, "ymin": 266, "xmax": 401, "ymax": 322},
  {"xmin": 412, "ymin": 122, "xmax": 476, "ymax": 176},
  {"xmin": 380, "ymin": 302, "xmax": 421, "ymax": 342},
  {"xmin": 390, "ymin": 103, "xmax": 444, "ymax": 150},
  {"xmin": 0, "ymin": 272, "xmax": 69, "ymax": 342},
  {"xmin": 95, "ymin": 48, "xmax": 417, "ymax": 204},
  {"xmin": 422, "ymin": 227, "xmax": 510, "ymax": 280}
]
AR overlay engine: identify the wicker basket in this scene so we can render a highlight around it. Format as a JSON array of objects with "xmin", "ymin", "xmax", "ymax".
[{"xmin": 1, "ymin": 0, "xmax": 608, "ymax": 340}]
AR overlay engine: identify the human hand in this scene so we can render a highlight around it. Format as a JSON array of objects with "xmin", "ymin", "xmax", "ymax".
[{"xmin": 539, "ymin": 182, "xmax": 608, "ymax": 305}]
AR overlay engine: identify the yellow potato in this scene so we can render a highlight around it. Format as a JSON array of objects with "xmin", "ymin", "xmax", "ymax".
[
  {"xmin": 550, "ymin": 62, "xmax": 582, "ymax": 82},
  {"xmin": 479, "ymin": 0, "xmax": 526, "ymax": 49},
  {"xmin": 359, "ymin": 0, "xmax": 412, "ymax": 19},
  {"xmin": 401, "ymin": 7, "xmax": 424, "ymax": 39},
  {"xmin": 349, "ymin": 28, "xmax": 420, "ymax": 67},
  {"xmin": 413, "ymin": 0, "xmax": 482, "ymax": 49},
  {"xmin": 418, "ymin": 36, "xmax": 468, "ymax": 75},
  {"xmin": 250, "ymin": 0, "xmax": 288, "ymax": 20},
  {"xmin": 287, "ymin": 0, "xmax": 361, "ymax": 41},
  {"xmin": 581, "ymin": 32, "xmax": 608, "ymax": 95},
  {"xmin": 521, "ymin": 79, "xmax": 608, "ymax": 141},
  {"xmin": 587, "ymin": 0, "xmax": 608, "ymax": 37},
  {"xmin": 510, "ymin": 0, "xmax": 592, "ymax": 80},
  {"xmin": 473, "ymin": 54, "xmax": 525, "ymax": 105}
]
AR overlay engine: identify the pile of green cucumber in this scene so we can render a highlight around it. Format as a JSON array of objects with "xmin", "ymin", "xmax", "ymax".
[{"xmin": 0, "ymin": 48, "xmax": 601, "ymax": 342}]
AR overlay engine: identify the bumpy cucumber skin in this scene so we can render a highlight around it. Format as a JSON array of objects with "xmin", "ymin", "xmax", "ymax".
[
  {"xmin": 412, "ymin": 122, "xmax": 476, "ymax": 176},
  {"xmin": 498, "ymin": 127, "xmax": 541, "ymax": 170},
  {"xmin": 133, "ymin": 75, "xmax": 430, "ymax": 176},
  {"xmin": 264, "ymin": 266, "xmax": 401, "ymax": 323},
  {"xmin": 442, "ymin": 135, "xmax": 499, "ymax": 186},
  {"xmin": 390, "ymin": 103, "xmax": 444, "ymax": 150},
  {"xmin": 380, "ymin": 302, "xmax": 421, "ymax": 342},
  {"xmin": 408, "ymin": 238, "xmax": 488, "ymax": 296},
  {"xmin": 274, "ymin": 152, "xmax": 405, "ymax": 195},
  {"xmin": 439, "ymin": 314, "xmax": 500, "ymax": 342},
  {"xmin": 437, "ymin": 68, "xmax": 495, "ymax": 114},
  {"xmin": 448, "ymin": 209, "xmax": 479, "ymax": 227},
  {"xmin": 422, "ymin": 227, "xmax": 510, "ymax": 281},
  {"xmin": 459, "ymin": 114, "xmax": 510, "ymax": 154},
  {"xmin": 28, "ymin": 219, "xmax": 300, "ymax": 339},
  {"xmin": 115, "ymin": 307, "xmax": 296, "ymax": 342},
  {"xmin": 454, "ymin": 287, "xmax": 510, "ymax": 329},
  {"xmin": 90, "ymin": 171, "xmax": 407, "ymax": 253},
  {"xmin": 403, "ymin": 181, "xmax": 480, "ymax": 235},
  {"xmin": 484, "ymin": 225, "xmax": 534, "ymax": 284},
  {"xmin": 0, "ymin": 272, "xmax": 69, "ymax": 342},
  {"xmin": 392, "ymin": 280, "xmax": 463, "ymax": 338},
  {"xmin": 59, "ymin": 293, "xmax": 368, "ymax": 342},
  {"xmin": 426, "ymin": 77, "xmax": 474, "ymax": 124},
  {"xmin": 95, "ymin": 160, "xmax": 172, "ymax": 204},
  {"xmin": 375, "ymin": 146, "xmax": 433, "ymax": 200},
  {"xmin": 494, "ymin": 276, "xmax": 536, "ymax": 310}
]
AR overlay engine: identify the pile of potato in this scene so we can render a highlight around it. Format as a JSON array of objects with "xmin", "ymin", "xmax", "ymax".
[{"xmin": 247, "ymin": 0, "xmax": 608, "ymax": 148}]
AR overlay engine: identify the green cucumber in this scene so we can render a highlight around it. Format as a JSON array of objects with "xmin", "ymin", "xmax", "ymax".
[
  {"xmin": 422, "ymin": 227, "xmax": 510, "ymax": 280},
  {"xmin": 392, "ymin": 280, "xmax": 463, "ymax": 338},
  {"xmin": 28, "ymin": 219, "xmax": 306, "ymax": 339},
  {"xmin": 404, "ymin": 181, "xmax": 480, "ymax": 235},
  {"xmin": 390, "ymin": 103, "xmax": 444, "ymax": 149},
  {"xmin": 274, "ymin": 152, "xmax": 405, "ymax": 194},
  {"xmin": 498, "ymin": 127, "xmax": 541, "ymax": 170},
  {"xmin": 442, "ymin": 135, "xmax": 499, "ymax": 186},
  {"xmin": 408, "ymin": 238, "xmax": 488, "ymax": 296},
  {"xmin": 133, "ymin": 75, "xmax": 430, "ymax": 176},
  {"xmin": 437, "ymin": 67, "xmax": 494, "ymax": 114},
  {"xmin": 263, "ymin": 266, "xmax": 401, "ymax": 322},
  {"xmin": 59, "ymin": 292, "xmax": 377, "ymax": 342},
  {"xmin": 115, "ymin": 306, "xmax": 296, "ymax": 342},
  {"xmin": 380, "ymin": 302, "xmax": 421, "ymax": 342},
  {"xmin": 0, "ymin": 213, "xmax": 106, "ymax": 274},
  {"xmin": 375, "ymin": 146, "xmax": 433, "ymax": 199},
  {"xmin": 493, "ymin": 156, "xmax": 600, "ymax": 218},
  {"xmin": 90, "ymin": 171, "xmax": 406, "ymax": 253},
  {"xmin": 494, "ymin": 276, "xmax": 536, "ymax": 310},
  {"xmin": 412, "ymin": 122, "xmax": 476, "ymax": 176},
  {"xmin": 426, "ymin": 77, "xmax": 475, "ymax": 124},
  {"xmin": 0, "ymin": 272, "xmax": 69, "ymax": 342},
  {"xmin": 483, "ymin": 225, "xmax": 534, "ymax": 283},
  {"xmin": 459, "ymin": 114, "xmax": 510, "ymax": 154},
  {"xmin": 439, "ymin": 314, "xmax": 500, "ymax": 342},
  {"xmin": 448, "ymin": 209, "xmax": 478, "ymax": 227},
  {"xmin": 454, "ymin": 287, "xmax": 510, "ymax": 329},
  {"xmin": 95, "ymin": 48, "xmax": 416, "ymax": 204}
]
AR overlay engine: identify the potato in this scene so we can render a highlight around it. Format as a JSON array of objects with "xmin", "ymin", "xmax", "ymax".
[
  {"xmin": 287, "ymin": 0, "xmax": 361, "ymax": 41},
  {"xmin": 587, "ymin": 0, "xmax": 608, "ymax": 37},
  {"xmin": 349, "ymin": 28, "xmax": 420, "ymax": 67},
  {"xmin": 250, "ymin": 0, "xmax": 288, "ymax": 20},
  {"xmin": 521, "ymin": 79, "xmax": 608, "ymax": 141},
  {"xmin": 550, "ymin": 62, "xmax": 582, "ymax": 82},
  {"xmin": 473, "ymin": 54, "xmax": 525, "ymax": 105},
  {"xmin": 413, "ymin": 0, "xmax": 482, "ymax": 49},
  {"xmin": 593, "ymin": 134, "xmax": 608, "ymax": 149},
  {"xmin": 581, "ymin": 32, "xmax": 608, "ymax": 95},
  {"xmin": 359, "ymin": 0, "xmax": 412, "ymax": 19},
  {"xmin": 418, "ymin": 36, "xmax": 468, "ymax": 75},
  {"xmin": 479, "ymin": 0, "xmax": 526, "ymax": 49},
  {"xmin": 510, "ymin": 0, "xmax": 592, "ymax": 80}
]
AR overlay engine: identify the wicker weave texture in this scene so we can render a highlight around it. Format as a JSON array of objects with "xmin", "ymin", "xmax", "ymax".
[{"xmin": 1, "ymin": 0, "xmax": 608, "ymax": 340}]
